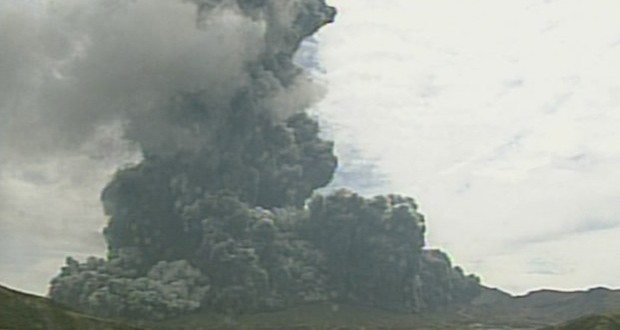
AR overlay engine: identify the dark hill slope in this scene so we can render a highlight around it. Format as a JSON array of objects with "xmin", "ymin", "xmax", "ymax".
[
  {"xmin": 544, "ymin": 313, "xmax": 620, "ymax": 330},
  {"xmin": 0, "ymin": 284, "xmax": 142, "ymax": 330},
  {"xmin": 3, "ymin": 282, "xmax": 620, "ymax": 330}
]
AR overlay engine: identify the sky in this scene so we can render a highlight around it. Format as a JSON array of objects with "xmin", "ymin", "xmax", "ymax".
[
  {"xmin": 314, "ymin": 0, "xmax": 620, "ymax": 294},
  {"xmin": 1, "ymin": 0, "xmax": 620, "ymax": 296}
]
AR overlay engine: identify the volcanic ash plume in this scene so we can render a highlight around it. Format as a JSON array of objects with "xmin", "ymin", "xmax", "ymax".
[
  {"xmin": 37, "ymin": 0, "xmax": 337, "ymax": 317},
  {"xmin": 0, "ymin": 0, "xmax": 334, "ymax": 160},
  {"xmin": 1, "ymin": 0, "xmax": 484, "ymax": 320}
]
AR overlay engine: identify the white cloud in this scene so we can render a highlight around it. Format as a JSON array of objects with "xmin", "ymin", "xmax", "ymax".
[{"xmin": 317, "ymin": 0, "xmax": 620, "ymax": 293}]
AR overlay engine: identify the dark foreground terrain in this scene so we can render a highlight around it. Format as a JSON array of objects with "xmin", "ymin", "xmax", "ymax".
[
  {"xmin": 544, "ymin": 313, "xmax": 620, "ymax": 330},
  {"xmin": 0, "ymin": 284, "xmax": 141, "ymax": 330},
  {"xmin": 3, "ymin": 283, "xmax": 620, "ymax": 330}
]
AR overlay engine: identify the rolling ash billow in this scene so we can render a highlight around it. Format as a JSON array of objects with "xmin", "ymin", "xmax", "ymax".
[{"xmin": 46, "ymin": 0, "xmax": 481, "ymax": 320}]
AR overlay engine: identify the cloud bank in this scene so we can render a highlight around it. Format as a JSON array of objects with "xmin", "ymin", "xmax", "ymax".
[{"xmin": 316, "ymin": 0, "xmax": 620, "ymax": 294}]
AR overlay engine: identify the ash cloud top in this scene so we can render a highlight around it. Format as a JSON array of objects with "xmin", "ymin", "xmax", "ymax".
[{"xmin": 0, "ymin": 0, "xmax": 333, "ymax": 161}]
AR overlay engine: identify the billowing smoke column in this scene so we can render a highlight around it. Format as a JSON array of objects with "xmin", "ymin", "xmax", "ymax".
[{"xmin": 31, "ymin": 0, "xmax": 482, "ymax": 320}]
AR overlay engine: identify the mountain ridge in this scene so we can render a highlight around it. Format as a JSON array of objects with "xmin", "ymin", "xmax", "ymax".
[{"xmin": 3, "ymin": 282, "xmax": 620, "ymax": 329}]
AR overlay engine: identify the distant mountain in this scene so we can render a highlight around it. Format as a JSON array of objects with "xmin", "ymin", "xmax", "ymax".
[
  {"xmin": 461, "ymin": 286, "xmax": 620, "ymax": 329},
  {"xmin": 0, "ymin": 284, "xmax": 142, "ymax": 330}
]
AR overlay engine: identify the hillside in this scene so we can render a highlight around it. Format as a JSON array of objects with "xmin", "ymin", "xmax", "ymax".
[
  {"xmin": 3, "ymin": 283, "xmax": 620, "ymax": 330},
  {"xmin": 0, "ymin": 284, "xmax": 142, "ymax": 330},
  {"xmin": 544, "ymin": 313, "xmax": 620, "ymax": 330},
  {"xmin": 0, "ymin": 283, "xmax": 501, "ymax": 330}
]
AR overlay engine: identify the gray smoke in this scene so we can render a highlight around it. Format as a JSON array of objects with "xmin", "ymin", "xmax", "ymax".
[{"xmin": 0, "ymin": 0, "xmax": 331, "ymax": 161}]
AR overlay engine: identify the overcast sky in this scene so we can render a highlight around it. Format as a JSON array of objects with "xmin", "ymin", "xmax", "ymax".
[
  {"xmin": 315, "ymin": 0, "xmax": 620, "ymax": 294},
  {"xmin": 1, "ymin": 0, "xmax": 620, "ymax": 296}
]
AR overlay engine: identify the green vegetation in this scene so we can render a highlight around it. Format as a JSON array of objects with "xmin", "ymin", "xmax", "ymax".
[
  {"xmin": 544, "ymin": 313, "xmax": 620, "ymax": 330},
  {"xmin": 0, "ymin": 284, "xmax": 142, "ymax": 330}
]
